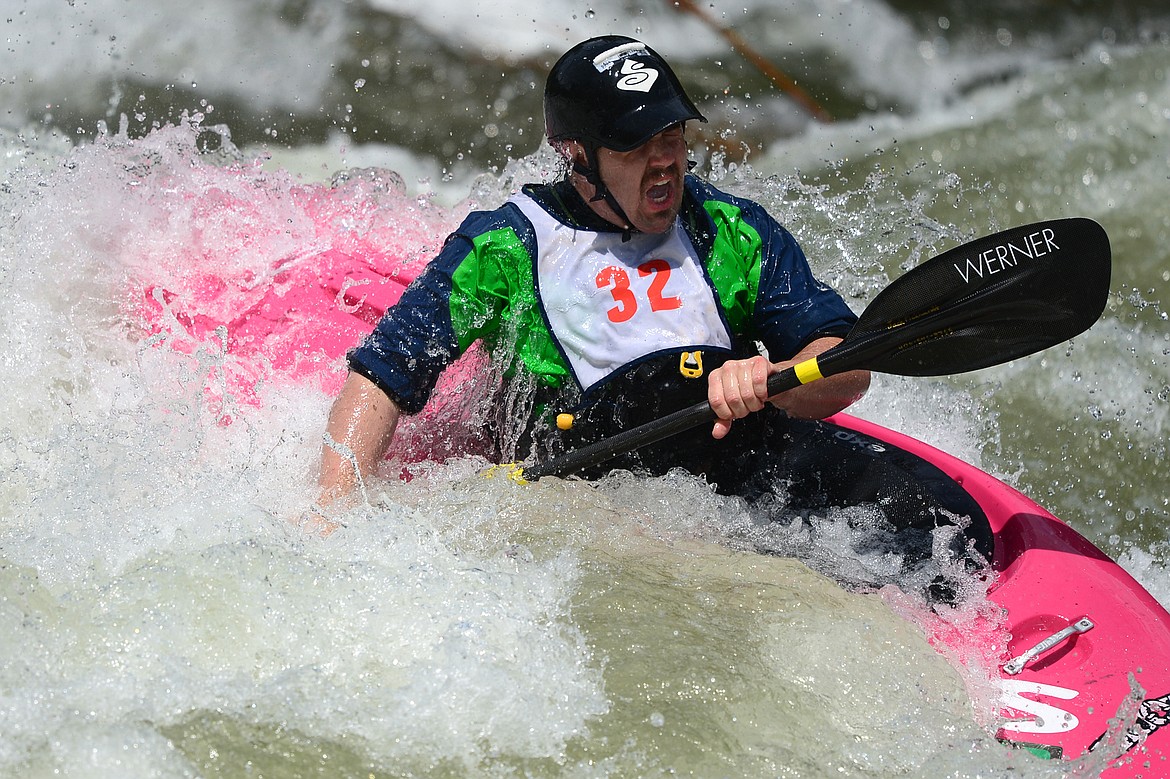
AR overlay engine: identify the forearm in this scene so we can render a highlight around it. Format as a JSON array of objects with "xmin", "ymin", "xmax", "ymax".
[
  {"xmin": 769, "ymin": 337, "xmax": 870, "ymax": 419},
  {"xmin": 707, "ymin": 337, "xmax": 869, "ymax": 439},
  {"xmin": 318, "ymin": 371, "xmax": 401, "ymax": 504}
]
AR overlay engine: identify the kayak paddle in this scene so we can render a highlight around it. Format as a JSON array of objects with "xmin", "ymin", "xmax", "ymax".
[{"xmin": 519, "ymin": 217, "xmax": 1112, "ymax": 481}]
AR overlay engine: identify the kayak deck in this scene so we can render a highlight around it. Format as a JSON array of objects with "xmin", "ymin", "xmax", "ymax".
[{"xmin": 829, "ymin": 413, "xmax": 1170, "ymax": 776}]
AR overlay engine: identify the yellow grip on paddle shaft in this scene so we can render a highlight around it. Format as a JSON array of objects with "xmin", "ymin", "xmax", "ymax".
[{"xmin": 794, "ymin": 357, "xmax": 823, "ymax": 385}]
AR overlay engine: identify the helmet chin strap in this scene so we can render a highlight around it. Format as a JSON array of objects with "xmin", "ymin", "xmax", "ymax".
[{"xmin": 574, "ymin": 142, "xmax": 635, "ymax": 242}]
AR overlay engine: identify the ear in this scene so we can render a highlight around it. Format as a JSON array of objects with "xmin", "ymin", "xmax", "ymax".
[{"xmin": 552, "ymin": 139, "xmax": 584, "ymax": 165}]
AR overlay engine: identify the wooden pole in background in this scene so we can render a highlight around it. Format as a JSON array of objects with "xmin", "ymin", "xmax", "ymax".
[{"xmin": 669, "ymin": 0, "xmax": 833, "ymax": 122}]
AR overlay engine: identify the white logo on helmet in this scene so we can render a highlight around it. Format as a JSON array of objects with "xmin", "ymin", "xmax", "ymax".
[
  {"xmin": 616, "ymin": 59, "xmax": 658, "ymax": 92},
  {"xmin": 592, "ymin": 42, "xmax": 659, "ymax": 93}
]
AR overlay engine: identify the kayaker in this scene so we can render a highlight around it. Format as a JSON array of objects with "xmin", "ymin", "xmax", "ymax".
[{"xmin": 317, "ymin": 35, "xmax": 870, "ymax": 506}]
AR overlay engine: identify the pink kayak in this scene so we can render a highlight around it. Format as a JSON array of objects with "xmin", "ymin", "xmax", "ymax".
[{"xmin": 136, "ymin": 237, "xmax": 1168, "ymax": 774}]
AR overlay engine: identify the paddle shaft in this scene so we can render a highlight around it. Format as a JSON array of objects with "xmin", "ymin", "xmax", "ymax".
[
  {"xmin": 521, "ymin": 291, "xmax": 1009, "ymax": 481},
  {"xmin": 520, "ymin": 357, "xmax": 823, "ymax": 480}
]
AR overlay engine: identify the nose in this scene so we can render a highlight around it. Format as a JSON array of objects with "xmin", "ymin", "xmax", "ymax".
[{"xmin": 644, "ymin": 128, "xmax": 684, "ymax": 164}]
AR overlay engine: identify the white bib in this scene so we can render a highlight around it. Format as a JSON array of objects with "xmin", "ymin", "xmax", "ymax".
[{"xmin": 513, "ymin": 193, "xmax": 732, "ymax": 392}]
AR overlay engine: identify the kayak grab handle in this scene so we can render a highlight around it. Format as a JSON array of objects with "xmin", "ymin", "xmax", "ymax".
[{"xmin": 1003, "ymin": 617, "xmax": 1095, "ymax": 675}]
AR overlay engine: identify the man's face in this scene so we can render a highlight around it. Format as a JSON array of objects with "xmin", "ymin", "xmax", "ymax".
[{"xmin": 584, "ymin": 124, "xmax": 688, "ymax": 234}]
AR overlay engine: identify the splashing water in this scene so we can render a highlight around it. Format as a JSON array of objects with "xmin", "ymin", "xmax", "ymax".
[{"xmin": 0, "ymin": 113, "xmax": 1144, "ymax": 778}]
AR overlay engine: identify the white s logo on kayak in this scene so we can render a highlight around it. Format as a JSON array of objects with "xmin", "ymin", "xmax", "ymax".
[
  {"xmin": 999, "ymin": 679, "xmax": 1080, "ymax": 735},
  {"xmin": 616, "ymin": 59, "xmax": 658, "ymax": 92}
]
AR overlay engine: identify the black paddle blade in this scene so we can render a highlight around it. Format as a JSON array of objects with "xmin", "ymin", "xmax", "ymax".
[{"xmin": 819, "ymin": 217, "xmax": 1111, "ymax": 378}]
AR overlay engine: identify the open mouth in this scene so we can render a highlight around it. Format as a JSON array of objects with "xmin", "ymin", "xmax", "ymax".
[{"xmin": 646, "ymin": 180, "xmax": 675, "ymax": 207}]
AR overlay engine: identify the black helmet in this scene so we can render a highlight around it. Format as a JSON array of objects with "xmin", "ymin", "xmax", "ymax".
[{"xmin": 545, "ymin": 36, "xmax": 706, "ymax": 152}]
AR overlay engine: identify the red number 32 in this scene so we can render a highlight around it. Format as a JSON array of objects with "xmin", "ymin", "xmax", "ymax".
[{"xmin": 595, "ymin": 259, "xmax": 683, "ymax": 323}]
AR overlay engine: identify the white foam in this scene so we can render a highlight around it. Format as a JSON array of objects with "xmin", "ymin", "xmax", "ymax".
[{"xmin": 258, "ymin": 132, "xmax": 478, "ymax": 207}]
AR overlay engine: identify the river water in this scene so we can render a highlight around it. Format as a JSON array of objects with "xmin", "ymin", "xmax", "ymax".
[{"xmin": 2, "ymin": 1, "xmax": 1168, "ymax": 777}]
